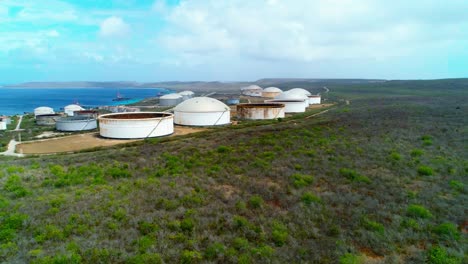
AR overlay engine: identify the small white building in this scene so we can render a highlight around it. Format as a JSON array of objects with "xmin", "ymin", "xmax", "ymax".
[
  {"xmin": 64, "ymin": 104, "xmax": 84, "ymax": 116},
  {"xmin": 0, "ymin": 120, "xmax": 6, "ymax": 130},
  {"xmin": 34, "ymin": 106, "xmax": 55, "ymax": 117},
  {"xmin": 308, "ymin": 95, "xmax": 321, "ymax": 105},
  {"xmin": 174, "ymin": 97, "xmax": 230, "ymax": 126}
]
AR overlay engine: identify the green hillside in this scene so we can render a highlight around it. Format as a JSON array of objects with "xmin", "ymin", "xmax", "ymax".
[{"xmin": 0, "ymin": 81, "xmax": 466, "ymax": 263}]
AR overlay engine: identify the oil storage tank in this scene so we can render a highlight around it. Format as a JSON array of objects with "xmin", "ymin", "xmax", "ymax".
[
  {"xmin": 36, "ymin": 114, "xmax": 62, "ymax": 126},
  {"xmin": 266, "ymin": 92, "xmax": 308, "ymax": 113},
  {"xmin": 241, "ymin": 85, "xmax": 263, "ymax": 97},
  {"xmin": 56, "ymin": 116, "xmax": 97, "ymax": 131},
  {"xmin": 159, "ymin": 93, "xmax": 183, "ymax": 106},
  {"xmin": 262, "ymin": 87, "xmax": 282, "ymax": 98},
  {"xmin": 98, "ymin": 112, "xmax": 174, "ymax": 139},
  {"xmin": 64, "ymin": 104, "xmax": 85, "ymax": 116},
  {"xmin": 237, "ymin": 103, "xmax": 285, "ymax": 120},
  {"xmin": 75, "ymin": 110, "xmax": 99, "ymax": 118},
  {"xmin": 308, "ymin": 95, "xmax": 321, "ymax": 104},
  {"xmin": 178, "ymin": 91, "xmax": 195, "ymax": 101},
  {"xmin": 174, "ymin": 97, "xmax": 230, "ymax": 126},
  {"xmin": 34, "ymin": 106, "xmax": 55, "ymax": 117}
]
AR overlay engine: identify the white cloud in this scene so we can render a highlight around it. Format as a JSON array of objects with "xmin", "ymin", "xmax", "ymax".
[
  {"xmin": 45, "ymin": 30, "xmax": 60, "ymax": 38},
  {"xmin": 158, "ymin": 0, "xmax": 468, "ymax": 64},
  {"xmin": 99, "ymin": 16, "xmax": 131, "ymax": 38}
]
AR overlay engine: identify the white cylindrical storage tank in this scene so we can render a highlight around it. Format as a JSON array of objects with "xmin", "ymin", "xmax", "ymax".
[
  {"xmin": 262, "ymin": 87, "xmax": 282, "ymax": 98},
  {"xmin": 241, "ymin": 85, "xmax": 263, "ymax": 97},
  {"xmin": 64, "ymin": 104, "xmax": 85, "ymax": 116},
  {"xmin": 36, "ymin": 114, "xmax": 62, "ymax": 126},
  {"xmin": 266, "ymin": 92, "xmax": 308, "ymax": 113},
  {"xmin": 98, "ymin": 112, "xmax": 174, "ymax": 139},
  {"xmin": 178, "ymin": 91, "xmax": 195, "ymax": 101},
  {"xmin": 174, "ymin": 97, "xmax": 230, "ymax": 126},
  {"xmin": 159, "ymin": 93, "xmax": 183, "ymax": 106},
  {"xmin": 56, "ymin": 116, "xmax": 97, "ymax": 131},
  {"xmin": 308, "ymin": 95, "xmax": 321, "ymax": 105},
  {"xmin": 237, "ymin": 103, "xmax": 285, "ymax": 120},
  {"xmin": 34, "ymin": 106, "xmax": 55, "ymax": 117}
]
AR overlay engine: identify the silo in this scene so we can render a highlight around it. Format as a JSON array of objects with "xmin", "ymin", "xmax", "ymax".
[
  {"xmin": 34, "ymin": 106, "xmax": 55, "ymax": 117},
  {"xmin": 36, "ymin": 114, "xmax": 62, "ymax": 126},
  {"xmin": 64, "ymin": 104, "xmax": 85, "ymax": 116},
  {"xmin": 56, "ymin": 116, "xmax": 97, "ymax": 131},
  {"xmin": 98, "ymin": 112, "xmax": 174, "ymax": 139},
  {"xmin": 159, "ymin": 93, "xmax": 183, "ymax": 106},
  {"xmin": 262, "ymin": 87, "xmax": 282, "ymax": 98},
  {"xmin": 174, "ymin": 97, "xmax": 230, "ymax": 126},
  {"xmin": 237, "ymin": 103, "xmax": 285, "ymax": 120},
  {"xmin": 178, "ymin": 91, "xmax": 195, "ymax": 101}
]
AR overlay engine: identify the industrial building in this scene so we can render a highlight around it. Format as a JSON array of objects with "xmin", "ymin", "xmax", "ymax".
[
  {"xmin": 98, "ymin": 112, "xmax": 174, "ymax": 139},
  {"xmin": 237, "ymin": 103, "xmax": 285, "ymax": 120},
  {"xmin": 261, "ymin": 87, "xmax": 283, "ymax": 98},
  {"xmin": 241, "ymin": 85, "xmax": 263, "ymax": 97},
  {"xmin": 174, "ymin": 97, "xmax": 231, "ymax": 126},
  {"xmin": 56, "ymin": 116, "xmax": 97, "ymax": 132},
  {"xmin": 64, "ymin": 104, "xmax": 85, "ymax": 116},
  {"xmin": 34, "ymin": 106, "xmax": 55, "ymax": 117},
  {"xmin": 0, "ymin": 120, "xmax": 6, "ymax": 130},
  {"xmin": 159, "ymin": 93, "xmax": 183, "ymax": 106},
  {"xmin": 308, "ymin": 95, "xmax": 321, "ymax": 105}
]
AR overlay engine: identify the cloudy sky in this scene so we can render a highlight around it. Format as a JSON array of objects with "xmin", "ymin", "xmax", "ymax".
[{"xmin": 0, "ymin": 0, "xmax": 466, "ymax": 83}]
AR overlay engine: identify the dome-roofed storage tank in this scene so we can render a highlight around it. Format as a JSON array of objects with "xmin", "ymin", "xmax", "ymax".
[
  {"xmin": 237, "ymin": 103, "xmax": 285, "ymax": 120},
  {"xmin": 262, "ymin": 87, "xmax": 282, "ymax": 98},
  {"xmin": 56, "ymin": 116, "xmax": 97, "ymax": 131},
  {"xmin": 159, "ymin": 93, "xmax": 183, "ymax": 106},
  {"xmin": 178, "ymin": 91, "xmax": 195, "ymax": 101},
  {"xmin": 241, "ymin": 85, "xmax": 263, "ymax": 97},
  {"xmin": 174, "ymin": 97, "xmax": 231, "ymax": 126},
  {"xmin": 34, "ymin": 106, "xmax": 55, "ymax": 117},
  {"xmin": 265, "ymin": 92, "xmax": 308, "ymax": 113},
  {"xmin": 74, "ymin": 110, "xmax": 99, "ymax": 118},
  {"xmin": 98, "ymin": 112, "xmax": 174, "ymax": 139},
  {"xmin": 308, "ymin": 95, "xmax": 321, "ymax": 105},
  {"xmin": 64, "ymin": 104, "xmax": 85, "ymax": 116},
  {"xmin": 226, "ymin": 98, "xmax": 240, "ymax": 105},
  {"xmin": 36, "ymin": 114, "xmax": 62, "ymax": 126}
]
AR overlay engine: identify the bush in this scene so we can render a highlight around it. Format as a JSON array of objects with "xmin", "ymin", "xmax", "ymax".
[
  {"xmin": 426, "ymin": 246, "xmax": 462, "ymax": 264},
  {"xmin": 205, "ymin": 242, "xmax": 225, "ymax": 259},
  {"xmin": 418, "ymin": 166, "xmax": 434, "ymax": 176},
  {"xmin": 181, "ymin": 250, "xmax": 202, "ymax": 264},
  {"xmin": 301, "ymin": 192, "xmax": 321, "ymax": 205},
  {"xmin": 407, "ymin": 204, "xmax": 432, "ymax": 219},
  {"xmin": 449, "ymin": 180, "xmax": 464, "ymax": 192},
  {"xmin": 362, "ymin": 218, "xmax": 385, "ymax": 234},
  {"xmin": 180, "ymin": 218, "xmax": 195, "ymax": 233},
  {"xmin": 433, "ymin": 223, "xmax": 460, "ymax": 241},
  {"xmin": 291, "ymin": 173, "xmax": 314, "ymax": 188},
  {"xmin": 389, "ymin": 151, "xmax": 401, "ymax": 161},
  {"xmin": 411, "ymin": 149, "xmax": 424, "ymax": 157},
  {"xmin": 233, "ymin": 237, "xmax": 249, "ymax": 251},
  {"xmin": 339, "ymin": 168, "xmax": 371, "ymax": 183},
  {"xmin": 249, "ymin": 195, "xmax": 264, "ymax": 209},
  {"xmin": 4, "ymin": 175, "xmax": 30, "ymax": 198},
  {"xmin": 339, "ymin": 253, "xmax": 364, "ymax": 264},
  {"xmin": 127, "ymin": 253, "xmax": 162, "ymax": 264},
  {"xmin": 271, "ymin": 222, "xmax": 288, "ymax": 246}
]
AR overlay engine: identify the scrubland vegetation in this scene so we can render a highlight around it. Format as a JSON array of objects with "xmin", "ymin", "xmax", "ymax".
[{"xmin": 0, "ymin": 80, "xmax": 466, "ymax": 263}]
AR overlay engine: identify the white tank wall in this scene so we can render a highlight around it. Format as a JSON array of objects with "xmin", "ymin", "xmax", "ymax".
[
  {"xmin": 159, "ymin": 98, "xmax": 182, "ymax": 106},
  {"xmin": 237, "ymin": 106, "xmax": 285, "ymax": 120},
  {"xmin": 99, "ymin": 115, "xmax": 174, "ymax": 139},
  {"xmin": 34, "ymin": 108, "xmax": 55, "ymax": 117},
  {"xmin": 174, "ymin": 111, "xmax": 230, "ymax": 126},
  {"xmin": 0, "ymin": 121, "xmax": 6, "ymax": 130},
  {"xmin": 266, "ymin": 100, "xmax": 306, "ymax": 113},
  {"xmin": 308, "ymin": 97, "xmax": 321, "ymax": 105},
  {"xmin": 56, "ymin": 119, "xmax": 97, "ymax": 131}
]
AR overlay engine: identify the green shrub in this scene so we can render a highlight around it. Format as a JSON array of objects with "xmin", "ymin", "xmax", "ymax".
[
  {"xmin": 421, "ymin": 135, "xmax": 433, "ymax": 146},
  {"xmin": 127, "ymin": 253, "xmax": 162, "ymax": 264},
  {"xmin": 301, "ymin": 192, "xmax": 321, "ymax": 205},
  {"xmin": 249, "ymin": 195, "xmax": 264, "ymax": 209},
  {"xmin": 426, "ymin": 246, "xmax": 462, "ymax": 264},
  {"xmin": 449, "ymin": 180, "xmax": 463, "ymax": 192},
  {"xmin": 362, "ymin": 218, "xmax": 385, "ymax": 234},
  {"xmin": 389, "ymin": 152, "xmax": 401, "ymax": 161},
  {"xmin": 233, "ymin": 237, "xmax": 249, "ymax": 251},
  {"xmin": 217, "ymin": 145, "xmax": 232, "ymax": 153},
  {"xmin": 291, "ymin": 173, "xmax": 314, "ymax": 188},
  {"xmin": 271, "ymin": 222, "xmax": 288, "ymax": 246},
  {"xmin": 418, "ymin": 166, "xmax": 434, "ymax": 176},
  {"xmin": 411, "ymin": 149, "xmax": 424, "ymax": 157},
  {"xmin": 339, "ymin": 168, "xmax": 371, "ymax": 183},
  {"xmin": 250, "ymin": 245, "xmax": 274, "ymax": 258},
  {"xmin": 181, "ymin": 250, "xmax": 203, "ymax": 264},
  {"xmin": 339, "ymin": 253, "xmax": 364, "ymax": 264},
  {"xmin": 433, "ymin": 223, "xmax": 460, "ymax": 241},
  {"xmin": 0, "ymin": 228, "xmax": 16, "ymax": 243},
  {"xmin": 33, "ymin": 253, "xmax": 82, "ymax": 264},
  {"xmin": 407, "ymin": 204, "xmax": 432, "ymax": 219},
  {"xmin": 137, "ymin": 221, "xmax": 159, "ymax": 235},
  {"xmin": 233, "ymin": 216, "xmax": 249, "ymax": 228},
  {"xmin": 205, "ymin": 242, "xmax": 225, "ymax": 259},
  {"xmin": 180, "ymin": 218, "xmax": 195, "ymax": 232},
  {"xmin": 136, "ymin": 236, "xmax": 155, "ymax": 253},
  {"xmin": 4, "ymin": 175, "xmax": 30, "ymax": 198}
]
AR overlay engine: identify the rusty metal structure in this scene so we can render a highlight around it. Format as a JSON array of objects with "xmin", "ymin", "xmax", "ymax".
[
  {"xmin": 261, "ymin": 87, "xmax": 282, "ymax": 98},
  {"xmin": 98, "ymin": 112, "xmax": 174, "ymax": 139},
  {"xmin": 36, "ymin": 114, "xmax": 63, "ymax": 126},
  {"xmin": 74, "ymin": 110, "xmax": 99, "ymax": 118},
  {"xmin": 236, "ymin": 103, "xmax": 285, "ymax": 120}
]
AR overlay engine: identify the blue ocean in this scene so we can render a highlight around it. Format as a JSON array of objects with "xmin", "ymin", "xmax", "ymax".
[{"xmin": 0, "ymin": 87, "xmax": 173, "ymax": 116}]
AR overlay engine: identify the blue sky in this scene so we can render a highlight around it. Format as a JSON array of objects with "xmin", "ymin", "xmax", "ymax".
[{"xmin": 0, "ymin": 0, "xmax": 467, "ymax": 83}]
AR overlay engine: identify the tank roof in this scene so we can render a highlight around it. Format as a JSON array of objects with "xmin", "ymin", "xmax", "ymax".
[
  {"xmin": 274, "ymin": 92, "xmax": 308, "ymax": 100},
  {"xmin": 160, "ymin": 93, "xmax": 183, "ymax": 99},
  {"xmin": 241, "ymin": 84, "xmax": 262, "ymax": 90},
  {"xmin": 263, "ymin": 87, "xmax": 282, "ymax": 93},
  {"xmin": 178, "ymin": 91, "xmax": 194, "ymax": 95},
  {"xmin": 174, "ymin": 97, "xmax": 230, "ymax": 113},
  {"xmin": 64, "ymin": 104, "xmax": 84, "ymax": 110},
  {"xmin": 287, "ymin": 88, "xmax": 312, "ymax": 96}
]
